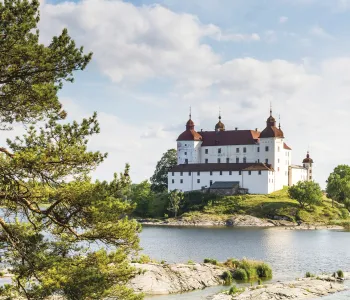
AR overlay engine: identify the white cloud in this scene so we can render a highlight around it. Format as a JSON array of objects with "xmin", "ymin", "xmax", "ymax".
[
  {"xmin": 39, "ymin": 0, "xmax": 259, "ymax": 84},
  {"xmin": 309, "ymin": 25, "xmax": 332, "ymax": 38},
  {"xmin": 279, "ymin": 16, "xmax": 288, "ymax": 23}
]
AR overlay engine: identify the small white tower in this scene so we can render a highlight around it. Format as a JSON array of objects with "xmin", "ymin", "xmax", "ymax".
[{"xmin": 302, "ymin": 151, "xmax": 314, "ymax": 181}]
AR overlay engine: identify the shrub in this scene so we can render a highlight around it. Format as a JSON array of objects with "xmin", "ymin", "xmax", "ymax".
[
  {"xmin": 224, "ymin": 258, "xmax": 240, "ymax": 269},
  {"xmin": 187, "ymin": 260, "xmax": 195, "ymax": 265},
  {"xmin": 305, "ymin": 272, "xmax": 315, "ymax": 278},
  {"xmin": 203, "ymin": 258, "xmax": 218, "ymax": 265},
  {"xmin": 233, "ymin": 268, "xmax": 248, "ymax": 280},
  {"xmin": 222, "ymin": 271, "xmax": 233, "ymax": 285},
  {"xmin": 229, "ymin": 285, "xmax": 239, "ymax": 295},
  {"xmin": 258, "ymin": 278, "xmax": 262, "ymax": 285},
  {"xmin": 256, "ymin": 263, "xmax": 272, "ymax": 278},
  {"xmin": 340, "ymin": 208, "xmax": 349, "ymax": 219},
  {"xmin": 337, "ymin": 270, "xmax": 344, "ymax": 278}
]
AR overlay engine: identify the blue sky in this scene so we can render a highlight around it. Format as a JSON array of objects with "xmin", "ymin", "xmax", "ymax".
[{"xmin": 20, "ymin": 0, "xmax": 350, "ymax": 186}]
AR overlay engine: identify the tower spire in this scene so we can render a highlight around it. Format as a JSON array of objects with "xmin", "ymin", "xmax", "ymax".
[
  {"xmin": 278, "ymin": 114, "xmax": 281, "ymax": 129},
  {"xmin": 189, "ymin": 106, "xmax": 192, "ymax": 119},
  {"xmin": 270, "ymin": 102, "xmax": 272, "ymax": 116},
  {"xmin": 219, "ymin": 107, "xmax": 221, "ymax": 120}
]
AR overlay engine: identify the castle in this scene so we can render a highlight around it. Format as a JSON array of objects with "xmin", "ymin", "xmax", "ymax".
[{"xmin": 168, "ymin": 109, "xmax": 313, "ymax": 194}]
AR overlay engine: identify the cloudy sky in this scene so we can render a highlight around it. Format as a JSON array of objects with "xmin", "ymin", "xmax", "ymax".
[{"xmin": 24, "ymin": 0, "xmax": 350, "ymax": 186}]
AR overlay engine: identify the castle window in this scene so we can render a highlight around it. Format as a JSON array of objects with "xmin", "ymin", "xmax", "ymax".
[
  {"xmin": 309, "ymin": 176, "xmax": 312, "ymax": 180},
  {"xmin": 172, "ymin": 172, "xmax": 174, "ymax": 176},
  {"xmin": 310, "ymin": 170, "xmax": 312, "ymax": 174},
  {"xmin": 239, "ymin": 171, "xmax": 242, "ymax": 175},
  {"xmin": 265, "ymin": 146, "xmax": 269, "ymax": 152},
  {"xmin": 180, "ymin": 172, "xmax": 183, "ymax": 176},
  {"xmin": 278, "ymin": 159, "xmax": 280, "ymax": 163},
  {"xmin": 243, "ymin": 157, "xmax": 247, "ymax": 163},
  {"xmin": 185, "ymin": 159, "xmax": 188, "ymax": 164},
  {"xmin": 210, "ymin": 171, "xmax": 213, "ymax": 176},
  {"xmin": 197, "ymin": 171, "xmax": 200, "ymax": 176},
  {"xmin": 243, "ymin": 147, "xmax": 247, "ymax": 153},
  {"xmin": 172, "ymin": 179, "xmax": 174, "ymax": 183},
  {"xmin": 303, "ymin": 164, "xmax": 305, "ymax": 168},
  {"xmin": 226, "ymin": 158, "xmax": 229, "ymax": 163},
  {"xmin": 278, "ymin": 146, "xmax": 280, "ymax": 152},
  {"xmin": 184, "ymin": 152, "xmax": 187, "ymax": 155},
  {"xmin": 188, "ymin": 172, "xmax": 191, "ymax": 176},
  {"xmin": 236, "ymin": 148, "xmax": 239, "ymax": 153},
  {"xmin": 258, "ymin": 170, "xmax": 262, "ymax": 175},
  {"xmin": 257, "ymin": 159, "xmax": 260, "ymax": 163},
  {"xmin": 217, "ymin": 158, "xmax": 221, "ymax": 163},
  {"xmin": 218, "ymin": 148, "xmax": 221, "ymax": 154},
  {"xmin": 205, "ymin": 149, "xmax": 208, "ymax": 154},
  {"xmin": 210, "ymin": 180, "xmax": 213, "ymax": 186},
  {"xmin": 229, "ymin": 171, "xmax": 232, "ymax": 175},
  {"xmin": 265, "ymin": 159, "xmax": 268, "ymax": 164},
  {"xmin": 257, "ymin": 147, "xmax": 260, "ymax": 152},
  {"xmin": 220, "ymin": 171, "xmax": 223, "ymax": 175},
  {"xmin": 197, "ymin": 179, "xmax": 200, "ymax": 183},
  {"xmin": 180, "ymin": 179, "xmax": 183, "ymax": 184},
  {"xmin": 236, "ymin": 157, "xmax": 239, "ymax": 163},
  {"xmin": 248, "ymin": 171, "xmax": 252, "ymax": 175},
  {"xmin": 205, "ymin": 159, "xmax": 208, "ymax": 163},
  {"xmin": 185, "ymin": 144, "xmax": 187, "ymax": 146}
]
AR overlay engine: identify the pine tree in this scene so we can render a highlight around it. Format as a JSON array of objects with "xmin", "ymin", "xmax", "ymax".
[{"xmin": 0, "ymin": 1, "xmax": 142, "ymax": 299}]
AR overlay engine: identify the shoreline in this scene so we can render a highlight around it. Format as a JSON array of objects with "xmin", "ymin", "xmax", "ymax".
[{"xmin": 137, "ymin": 215, "xmax": 345, "ymax": 230}]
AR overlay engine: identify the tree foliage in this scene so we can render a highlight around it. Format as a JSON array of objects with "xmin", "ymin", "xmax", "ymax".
[
  {"xmin": 326, "ymin": 165, "xmax": 350, "ymax": 211},
  {"xmin": 167, "ymin": 190, "xmax": 184, "ymax": 217},
  {"xmin": 150, "ymin": 149, "xmax": 177, "ymax": 192},
  {"xmin": 288, "ymin": 181, "xmax": 323, "ymax": 208},
  {"xmin": 0, "ymin": 1, "xmax": 142, "ymax": 299}
]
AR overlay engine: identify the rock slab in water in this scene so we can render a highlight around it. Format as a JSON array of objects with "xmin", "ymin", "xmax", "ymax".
[
  {"xmin": 129, "ymin": 263, "xmax": 226, "ymax": 294},
  {"xmin": 209, "ymin": 276, "xmax": 348, "ymax": 300}
]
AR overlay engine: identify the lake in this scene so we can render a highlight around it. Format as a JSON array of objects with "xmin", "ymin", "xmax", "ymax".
[{"xmin": 139, "ymin": 226, "xmax": 350, "ymax": 299}]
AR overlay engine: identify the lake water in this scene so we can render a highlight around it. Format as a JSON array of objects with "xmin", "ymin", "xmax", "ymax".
[{"xmin": 140, "ymin": 226, "xmax": 350, "ymax": 299}]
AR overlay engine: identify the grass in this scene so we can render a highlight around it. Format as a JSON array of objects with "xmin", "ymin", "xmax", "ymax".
[
  {"xmin": 179, "ymin": 188, "xmax": 350, "ymax": 226},
  {"xmin": 224, "ymin": 258, "xmax": 272, "ymax": 281}
]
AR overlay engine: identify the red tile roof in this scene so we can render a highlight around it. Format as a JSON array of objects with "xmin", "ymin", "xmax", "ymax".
[
  {"xmin": 259, "ymin": 126, "xmax": 284, "ymax": 138},
  {"xmin": 177, "ymin": 129, "xmax": 202, "ymax": 141},
  {"xmin": 284, "ymin": 143, "xmax": 292, "ymax": 150},
  {"xmin": 170, "ymin": 163, "xmax": 274, "ymax": 172},
  {"xmin": 198, "ymin": 130, "xmax": 260, "ymax": 146}
]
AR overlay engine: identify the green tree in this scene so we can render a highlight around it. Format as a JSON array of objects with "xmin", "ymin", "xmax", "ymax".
[
  {"xmin": 326, "ymin": 165, "xmax": 350, "ymax": 210},
  {"xmin": 168, "ymin": 190, "xmax": 184, "ymax": 217},
  {"xmin": 150, "ymin": 149, "xmax": 177, "ymax": 192},
  {"xmin": 130, "ymin": 180, "xmax": 154, "ymax": 217},
  {"xmin": 0, "ymin": 1, "xmax": 142, "ymax": 299},
  {"xmin": 288, "ymin": 181, "xmax": 323, "ymax": 208}
]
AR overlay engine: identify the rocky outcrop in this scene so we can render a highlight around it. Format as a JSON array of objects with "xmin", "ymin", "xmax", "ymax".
[
  {"xmin": 209, "ymin": 274, "xmax": 349, "ymax": 300},
  {"xmin": 129, "ymin": 263, "xmax": 227, "ymax": 294},
  {"xmin": 137, "ymin": 215, "xmax": 344, "ymax": 230}
]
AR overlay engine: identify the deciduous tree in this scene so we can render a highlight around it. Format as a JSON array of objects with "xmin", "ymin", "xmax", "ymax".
[
  {"xmin": 326, "ymin": 165, "xmax": 350, "ymax": 211},
  {"xmin": 288, "ymin": 181, "xmax": 323, "ymax": 209},
  {"xmin": 167, "ymin": 190, "xmax": 184, "ymax": 218},
  {"xmin": 150, "ymin": 149, "xmax": 177, "ymax": 192}
]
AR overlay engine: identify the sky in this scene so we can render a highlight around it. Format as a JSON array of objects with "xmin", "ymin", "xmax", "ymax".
[{"xmin": 10, "ymin": 0, "xmax": 350, "ymax": 187}]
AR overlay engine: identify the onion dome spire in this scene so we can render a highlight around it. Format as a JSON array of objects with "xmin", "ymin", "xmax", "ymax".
[
  {"xmin": 303, "ymin": 151, "xmax": 314, "ymax": 163},
  {"xmin": 215, "ymin": 108, "xmax": 225, "ymax": 131},
  {"xmin": 178, "ymin": 108, "xmax": 202, "ymax": 141},
  {"xmin": 259, "ymin": 104, "xmax": 284, "ymax": 138}
]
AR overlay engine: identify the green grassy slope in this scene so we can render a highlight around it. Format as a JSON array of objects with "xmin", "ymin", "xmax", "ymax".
[{"xmin": 181, "ymin": 188, "xmax": 350, "ymax": 225}]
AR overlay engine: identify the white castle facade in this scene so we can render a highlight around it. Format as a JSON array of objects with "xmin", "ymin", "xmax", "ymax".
[{"xmin": 168, "ymin": 109, "xmax": 313, "ymax": 194}]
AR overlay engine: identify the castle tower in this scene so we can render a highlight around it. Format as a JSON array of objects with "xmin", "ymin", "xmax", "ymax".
[
  {"xmin": 302, "ymin": 151, "xmax": 314, "ymax": 181},
  {"xmin": 176, "ymin": 110, "xmax": 202, "ymax": 164}
]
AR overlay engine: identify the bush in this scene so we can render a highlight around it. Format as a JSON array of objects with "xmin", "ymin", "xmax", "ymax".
[
  {"xmin": 187, "ymin": 260, "xmax": 195, "ymax": 265},
  {"xmin": 337, "ymin": 270, "xmax": 344, "ymax": 278},
  {"xmin": 256, "ymin": 263, "xmax": 272, "ymax": 278},
  {"xmin": 258, "ymin": 278, "xmax": 262, "ymax": 285},
  {"xmin": 305, "ymin": 272, "xmax": 315, "ymax": 278},
  {"xmin": 222, "ymin": 271, "xmax": 233, "ymax": 285},
  {"xmin": 203, "ymin": 258, "xmax": 218, "ymax": 265},
  {"xmin": 228, "ymin": 285, "xmax": 239, "ymax": 295},
  {"xmin": 233, "ymin": 268, "xmax": 248, "ymax": 280}
]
